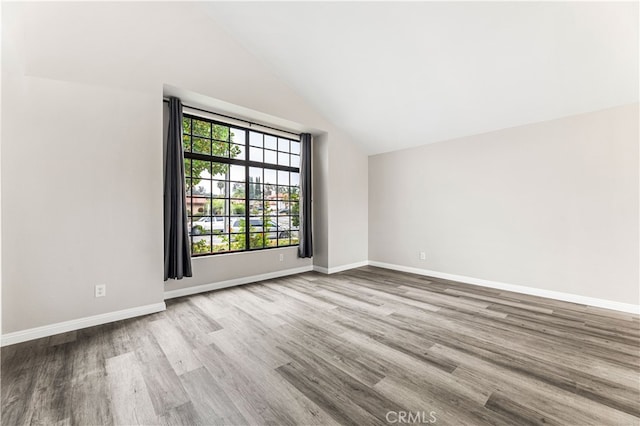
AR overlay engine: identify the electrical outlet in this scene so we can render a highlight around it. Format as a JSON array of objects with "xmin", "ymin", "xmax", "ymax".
[
  {"xmin": 279, "ymin": 253, "xmax": 284, "ymax": 262},
  {"xmin": 95, "ymin": 284, "xmax": 106, "ymax": 298},
  {"xmin": 419, "ymin": 252, "xmax": 426, "ymax": 261}
]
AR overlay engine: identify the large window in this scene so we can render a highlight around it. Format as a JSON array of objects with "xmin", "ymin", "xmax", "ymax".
[{"xmin": 182, "ymin": 113, "xmax": 301, "ymax": 256}]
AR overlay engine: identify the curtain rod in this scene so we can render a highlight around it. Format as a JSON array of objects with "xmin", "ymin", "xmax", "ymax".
[{"xmin": 162, "ymin": 98, "xmax": 301, "ymax": 138}]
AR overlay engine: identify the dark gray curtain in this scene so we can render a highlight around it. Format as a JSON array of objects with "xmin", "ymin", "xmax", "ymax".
[
  {"xmin": 298, "ymin": 133, "xmax": 313, "ymax": 258},
  {"xmin": 164, "ymin": 97, "xmax": 192, "ymax": 280}
]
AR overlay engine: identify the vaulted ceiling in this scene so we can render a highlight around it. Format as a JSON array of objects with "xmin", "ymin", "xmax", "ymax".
[{"xmin": 202, "ymin": 2, "xmax": 638, "ymax": 154}]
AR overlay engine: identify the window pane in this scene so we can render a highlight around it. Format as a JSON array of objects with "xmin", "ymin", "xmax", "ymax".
[
  {"xmin": 210, "ymin": 162, "xmax": 228, "ymax": 180},
  {"xmin": 231, "ymin": 200, "xmax": 245, "ymax": 216},
  {"xmin": 210, "ymin": 197, "xmax": 227, "ymax": 216},
  {"xmin": 191, "ymin": 195, "xmax": 209, "ymax": 217},
  {"xmin": 230, "ymin": 234, "xmax": 246, "ymax": 251},
  {"xmin": 193, "ymin": 179, "xmax": 211, "ymax": 197},
  {"xmin": 192, "ymin": 137, "xmax": 210, "ymax": 155},
  {"xmin": 248, "ymin": 216, "xmax": 263, "ymax": 232},
  {"xmin": 249, "ymin": 199, "xmax": 264, "ymax": 214},
  {"xmin": 265, "ymin": 238, "xmax": 277, "ymax": 247},
  {"xmin": 249, "ymin": 183, "xmax": 263, "ymax": 200},
  {"xmin": 290, "ymin": 172, "xmax": 300, "ymax": 187},
  {"xmin": 191, "ymin": 160, "xmax": 209, "ymax": 183},
  {"xmin": 183, "ymin": 117, "xmax": 191, "ymax": 134},
  {"xmin": 249, "ymin": 167, "xmax": 262, "ymax": 182},
  {"xmin": 264, "ymin": 169, "xmax": 277, "ymax": 184},
  {"xmin": 231, "ymin": 182, "xmax": 245, "ymax": 199},
  {"xmin": 290, "ymin": 154, "xmax": 300, "ymax": 168},
  {"xmin": 276, "ymin": 186, "xmax": 289, "ymax": 200},
  {"xmin": 184, "ymin": 159, "xmax": 192, "ymax": 177},
  {"xmin": 212, "ymin": 141, "xmax": 229, "ymax": 158},
  {"xmin": 183, "ymin": 135, "xmax": 192, "ymax": 152},
  {"xmin": 265, "ymin": 135, "xmax": 277, "ymax": 150},
  {"xmin": 192, "ymin": 236, "xmax": 211, "ymax": 254},
  {"xmin": 230, "ymin": 128, "xmax": 245, "ymax": 144},
  {"xmin": 278, "ymin": 152, "xmax": 289, "ymax": 166},
  {"xmin": 230, "ymin": 165, "xmax": 245, "ymax": 182},
  {"xmin": 277, "ymin": 201, "xmax": 290, "ymax": 215},
  {"xmin": 290, "ymin": 230, "xmax": 299, "ymax": 245},
  {"xmin": 211, "ymin": 180, "xmax": 227, "ymax": 198},
  {"xmin": 230, "ymin": 218, "xmax": 244, "ymax": 232},
  {"xmin": 213, "ymin": 124, "xmax": 229, "ymax": 141},
  {"xmin": 211, "ymin": 235, "xmax": 229, "ymax": 253},
  {"xmin": 278, "ymin": 170, "xmax": 290, "ymax": 186},
  {"xmin": 249, "ymin": 132, "xmax": 263, "ymax": 147},
  {"xmin": 265, "ymin": 216, "xmax": 280, "ymax": 228},
  {"xmin": 264, "ymin": 149, "xmax": 277, "ymax": 164},
  {"xmin": 230, "ymin": 143, "xmax": 245, "ymax": 160},
  {"xmin": 278, "ymin": 138, "xmax": 290, "ymax": 152},
  {"xmin": 193, "ymin": 216, "xmax": 213, "ymax": 235},
  {"xmin": 290, "ymin": 203, "xmax": 299, "ymax": 228},
  {"xmin": 263, "ymin": 199, "xmax": 276, "ymax": 215},
  {"xmin": 184, "ymin": 179, "xmax": 191, "ymax": 216},
  {"xmin": 250, "ymin": 233, "xmax": 265, "ymax": 249},
  {"xmin": 291, "ymin": 141, "xmax": 300, "ymax": 154},
  {"xmin": 192, "ymin": 119, "xmax": 211, "ymax": 138},
  {"xmin": 278, "ymin": 233, "xmax": 291, "ymax": 247},
  {"xmin": 250, "ymin": 146, "xmax": 263, "ymax": 162}
]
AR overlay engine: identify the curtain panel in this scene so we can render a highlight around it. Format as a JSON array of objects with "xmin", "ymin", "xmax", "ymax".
[
  {"xmin": 298, "ymin": 133, "xmax": 313, "ymax": 258},
  {"xmin": 164, "ymin": 97, "xmax": 193, "ymax": 280}
]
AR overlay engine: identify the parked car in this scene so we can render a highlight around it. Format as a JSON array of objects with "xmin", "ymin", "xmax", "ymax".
[
  {"xmin": 191, "ymin": 216, "xmax": 225, "ymax": 235},
  {"xmin": 230, "ymin": 218, "xmax": 290, "ymax": 238}
]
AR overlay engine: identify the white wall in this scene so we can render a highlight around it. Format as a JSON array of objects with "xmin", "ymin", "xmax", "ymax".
[
  {"xmin": 312, "ymin": 133, "xmax": 330, "ymax": 269},
  {"xmin": 2, "ymin": 2, "xmax": 368, "ymax": 334},
  {"xmin": 369, "ymin": 104, "xmax": 639, "ymax": 305},
  {"xmin": 328, "ymin": 129, "xmax": 369, "ymax": 268}
]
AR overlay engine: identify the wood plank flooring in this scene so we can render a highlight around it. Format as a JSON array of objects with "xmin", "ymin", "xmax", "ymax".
[{"xmin": 2, "ymin": 266, "xmax": 639, "ymax": 425}]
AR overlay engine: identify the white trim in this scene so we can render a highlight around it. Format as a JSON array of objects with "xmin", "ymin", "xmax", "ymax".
[
  {"xmin": 313, "ymin": 260, "xmax": 370, "ymax": 275},
  {"xmin": 164, "ymin": 265, "xmax": 313, "ymax": 300},
  {"xmin": 368, "ymin": 261, "xmax": 640, "ymax": 314},
  {"xmin": 1, "ymin": 302, "xmax": 166, "ymax": 347}
]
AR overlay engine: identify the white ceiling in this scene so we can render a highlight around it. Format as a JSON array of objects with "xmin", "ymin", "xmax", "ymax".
[{"xmin": 202, "ymin": 2, "xmax": 639, "ymax": 155}]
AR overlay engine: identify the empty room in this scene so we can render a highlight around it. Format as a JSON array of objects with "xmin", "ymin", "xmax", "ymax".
[{"xmin": 1, "ymin": 1, "xmax": 638, "ymax": 425}]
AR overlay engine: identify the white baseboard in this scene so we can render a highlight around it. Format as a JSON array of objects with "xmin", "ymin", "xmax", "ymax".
[
  {"xmin": 1, "ymin": 302, "xmax": 166, "ymax": 347},
  {"xmin": 164, "ymin": 265, "xmax": 314, "ymax": 300},
  {"xmin": 368, "ymin": 261, "xmax": 640, "ymax": 315},
  {"xmin": 313, "ymin": 260, "xmax": 369, "ymax": 275},
  {"xmin": 5, "ymin": 260, "xmax": 635, "ymax": 347}
]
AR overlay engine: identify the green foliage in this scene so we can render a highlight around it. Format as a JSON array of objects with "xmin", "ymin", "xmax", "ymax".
[
  {"xmin": 220, "ymin": 219, "xmax": 267, "ymax": 251},
  {"xmin": 248, "ymin": 177, "xmax": 262, "ymax": 200},
  {"xmin": 250, "ymin": 233, "xmax": 268, "ymax": 249},
  {"xmin": 183, "ymin": 118, "xmax": 241, "ymax": 191},
  {"xmin": 210, "ymin": 199, "xmax": 224, "ymax": 215},
  {"xmin": 232, "ymin": 183, "xmax": 245, "ymax": 199},
  {"xmin": 290, "ymin": 188, "xmax": 300, "ymax": 227},
  {"xmin": 191, "ymin": 239, "xmax": 210, "ymax": 254},
  {"xmin": 232, "ymin": 203, "xmax": 245, "ymax": 215}
]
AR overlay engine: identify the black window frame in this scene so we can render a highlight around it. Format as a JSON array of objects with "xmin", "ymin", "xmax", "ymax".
[{"xmin": 182, "ymin": 112, "xmax": 301, "ymax": 257}]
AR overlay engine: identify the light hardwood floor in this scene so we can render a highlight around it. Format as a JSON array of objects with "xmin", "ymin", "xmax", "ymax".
[{"xmin": 2, "ymin": 266, "xmax": 639, "ymax": 425}]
